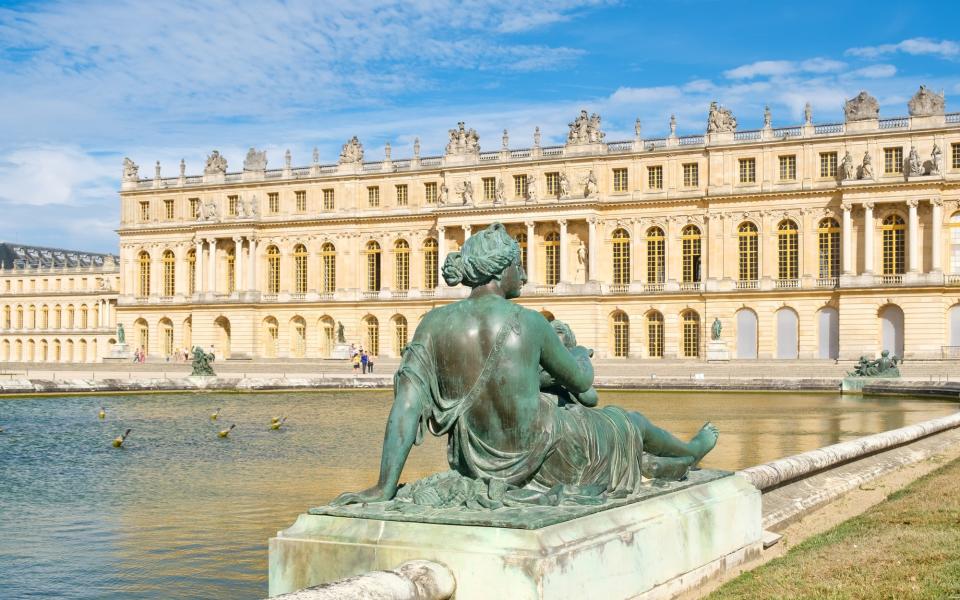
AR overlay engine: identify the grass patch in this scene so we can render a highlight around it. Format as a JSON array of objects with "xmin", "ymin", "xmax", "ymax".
[{"xmin": 709, "ymin": 457, "xmax": 960, "ymax": 600}]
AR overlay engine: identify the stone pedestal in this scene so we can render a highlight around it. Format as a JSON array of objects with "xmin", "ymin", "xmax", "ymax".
[
  {"xmin": 706, "ymin": 340, "xmax": 730, "ymax": 361},
  {"xmin": 102, "ymin": 343, "xmax": 133, "ymax": 362},
  {"xmin": 269, "ymin": 472, "xmax": 761, "ymax": 599},
  {"xmin": 330, "ymin": 343, "xmax": 353, "ymax": 360}
]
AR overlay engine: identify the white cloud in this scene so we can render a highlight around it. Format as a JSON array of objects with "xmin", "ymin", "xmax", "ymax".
[
  {"xmin": 849, "ymin": 64, "xmax": 897, "ymax": 79},
  {"xmin": 608, "ymin": 86, "xmax": 683, "ymax": 104},
  {"xmin": 725, "ymin": 57, "xmax": 845, "ymax": 79},
  {"xmin": 0, "ymin": 146, "xmax": 115, "ymax": 206},
  {"xmin": 847, "ymin": 38, "xmax": 960, "ymax": 60}
]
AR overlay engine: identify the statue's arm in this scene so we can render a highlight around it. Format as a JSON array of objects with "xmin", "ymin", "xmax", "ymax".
[{"xmin": 535, "ymin": 313, "xmax": 593, "ymax": 394}]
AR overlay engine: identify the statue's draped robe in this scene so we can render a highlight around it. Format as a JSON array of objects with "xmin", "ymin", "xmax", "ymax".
[{"xmin": 395, "ymin": 308, "xmax": 645, "ymax": 502}]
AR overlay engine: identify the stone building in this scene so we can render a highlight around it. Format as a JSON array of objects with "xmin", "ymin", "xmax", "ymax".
[
  {"xmin": 105, "ymin": 87, "xmax": 960, "ymax": 361},
  {"xmin": 0, "ymin": 243, "xmax": 119, "ymax": 362}
]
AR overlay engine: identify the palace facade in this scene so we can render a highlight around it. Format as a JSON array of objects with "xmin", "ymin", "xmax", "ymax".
[
  {"xmin": 70, "ymin": 87, "xmax": 960, "ymax": 361},
  {"xmin": 0, "ymin": 244, "xmax": 119, "ymax": 362}
]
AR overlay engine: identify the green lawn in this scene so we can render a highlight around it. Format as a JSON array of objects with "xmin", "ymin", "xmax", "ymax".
[{"xmin": 709, "ymin": 457, "xmax": 960, "ymax": 599}]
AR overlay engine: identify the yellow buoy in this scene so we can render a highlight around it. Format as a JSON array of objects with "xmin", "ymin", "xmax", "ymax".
[
  {"xmin": 98, "ymin": 407, "xmax": 106, "ymax": 420},
  {"xmin": 210, "ymin": 408, "xmax": 221, "ymax": 421},
  {"xmin": 270, "ymin": 417, "xmax": 287, "ymax": 430},
  {"xmin": 271, "ymin": 416, "xmax": 281, "ymax": 424},
  {"xmin": 218, "ymin": 424, "xmax": 236, "ymax": 438},
  {"xmin": 112, "ymin": 429, "xmax": 131, "ymax": 448}
]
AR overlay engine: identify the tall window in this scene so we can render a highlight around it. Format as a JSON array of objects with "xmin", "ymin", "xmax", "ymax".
[
  {"xmin": 161, "ymin": 321, "xmax": 174, "ymax": 356},
  {"xmin": 681, "ymin": 225, "xmax": 702, "ymax": 283},
  {"xmin": 881, "ymin": 215, "xmax": 906, "ymax": 275},
  {"xmin": 265, "ymin": 319, "xmax": 279, "ymax": 358},
  {"xmin": 738, "ymin": 222, "xmax": 759, "ymax": 281},
  {"xmin": 28, "ymin": 305, "xmax": 36, "ymax": 329},
  {"xmin": 321, "ymin": 242, "xmax": 336, "ymax": 293},
  {"xmin": 424, "ymin": 182, "xmax": 438, "ymax": 204},
  {"xmin": 292, "ymin": 319, "xmax": 306, "ymax": 358},
  {"xmin": 268, "ymin": 192, "xmax": 280, "ymax": 214},
  {"xmin": 138, "ymin": 251, "xmax": 151, "ymax": 297},
  {"xmin": 777, "ymin": 220, "xmax": 799, "ymax": 280},
  {"xmin": 53, "ymin": 305, "xmax": 61, "ymax": 329},
  {"xmin": 394, "ymin": 240, "xmax": 410, "ymax": 291},
  {"xmin": 367, "ymin": 186, "xmax": 380, "ymax": 208},
  {"xmin": 423, "ymin": 239, "xmax": 438, "ymax": 290},
  {"xmin": 266, "ymin": 245, "xmax": 280, "ymax": 294},
  {"xmin": 394, "ymin": 316, "xmax": 408, "ymax": 354},
  {"xmin": 226, "ymin": 249, "xmax": 235, "ymax": 293},
  {"xmin": 321, "ymin": 319, "xmax": 334, "ymax": 357},
  {"xmin": 952, "ymin": 144, "xmax": 960, "ymax": 170},
  {"xmin": 189, "ymin": 198, "xmax": 200, "ymax": 218},
  {"xmin": 647, "ymin": 311, "xmax": 664, "ymax": 358},
  {"xmin": 545, "ymin": 172, "xmax": 560, "ymax": 197},
  {"xmin": 884, "ymin": 147, "xmax": 904, "ymax": 174},
  {"xmin": 2, "ymin": 306, "xmax": 9, "ymax": 329},
  {"xmin": 683, "ymin": 163, "xmax": 699, "ymax": 187},
  {"xmin": 515, "ymin": 233, "xmax": 528, "ymax": 270},
  {"xmin": 323, "ymin": 189, "xmax": 335, "ymax": 210},
  {"xmin": 395, "ymin": 184, "xmax": 408, "ymax": 207},
  {"xmin": 366, "ymin": 241, "xmax": 381, "ymax": 291},
  {"xmin": 646, "ymin": 166, "xmax": 662, "ymax": 190},
  {"xmin": 164, "ymin": 199, "xmax": 175, "ymax": 219},
  {"xmin": 682, "ymin": 310, "xmax": 700, "ymax": 358},
  {"xmin": 43, "ymin": 306, "xmax": 50, "ymax": 329},
  {"xmin": 187, "ymin": 249, "xmax": 196, "ymax": 294},
  {"xmin": 779, "ymin": 155, "xmax": 797, "ymax": 181},
  {"xmin": 612, "ymin": 228, "xmax": 630, "ymax": 286},
  {"xmin": 612, "ymin": 311, "xmax": 629, "ymax": 357},
  {"xmin": 950, "ymin": 212, "xmax": 960, "ymax": 274},
  {"xmin": 514, "ymin": 174, "xmax": 528, "ymax": 199},
  {"xmin": 228, "ymin": 195, "xmax": 239, "ymax": 216},
  {"xmin": 295, "ymin": 190, "xmax": 307, "ymax": 212},
  {"xmin": 482, "ymin": 177, "xmax": 496, "ymax": 201},
  {"xmin": 818, "ymin": 218, "xmax": 841, "ymax": 278},
  {"xmin": 162, "ymin": 250, "xmax": 175, "ymax": 296},
  {"xmin": 365, "ymin": 317, "xmax": 379, "ymax": 356},
  {"xmin": 614, "ymin": 168, "xmax": 629, "ymax": 192},
  {"xmin": 139, "ymin": 201, "xmax": 150, "ymax": 221},
  {"xmin": 16, "ymin": 305, "xmax": 23, "ymax": 329},
  {"xmin": 545, "ymin": 232, "xmax": 560, "ymax": 286},
  {"xmin": 646, "ymin": 227, "xmax": 665, "ymax": 283},
  {"xmin": 738, "ymin": 158, "xmax": 756, "ymax": 183},
  {"xmin": 293, "ymin": 244, "xmax": 308, "ymax": 293},
  {"xmin": 819, "ymin": 152, "xmax": 838, "ymax": 178}
]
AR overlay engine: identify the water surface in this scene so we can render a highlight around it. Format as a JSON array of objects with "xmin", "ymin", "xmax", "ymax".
[{"xmin": 0, "ymin": 390, "xmax": 955, "ymax": 599}]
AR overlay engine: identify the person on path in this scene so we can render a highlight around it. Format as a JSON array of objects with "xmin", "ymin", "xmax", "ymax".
[
  {"xmin": 361, "ymin": 351, "xmax": 369, "ymax": 374},
  {"xmin": 352, "ymin": 353, "xmax": 360, "ymax": 373}
]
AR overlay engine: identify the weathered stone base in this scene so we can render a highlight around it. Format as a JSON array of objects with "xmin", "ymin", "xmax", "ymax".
[{"xmin": 268, "ymin": 474, "xmax": 761, "ymax": 599}]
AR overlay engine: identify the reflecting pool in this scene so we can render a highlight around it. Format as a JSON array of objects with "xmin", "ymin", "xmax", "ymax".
[{"xmin": 0, "ymin": 390, "xmax": 955, "ymax": 599}]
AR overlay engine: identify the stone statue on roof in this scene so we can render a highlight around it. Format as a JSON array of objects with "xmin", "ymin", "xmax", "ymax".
[
  {"xmin": 243, "ymin": 147, "xmax": 267, "ymax": 171},
  {"xmin": 339, "ymin": 136, "xmax": 364, "ymax": 164},
  {"xmin": 567, "ymin": 109, "xmax": 605, "ymax": 144},
  {"xmin": 707, "ymin": 101, "xmax": 737, "ymax": 133},
  {"xmin": 844, "ymin": 91, "xmax": 879, "ymax": 122},
  {"xmin": 204, "ymin": 150, "xmax": 228, "ymax": 175},
  {"xmin": 908, "ymin": 85, "xmax": 945, "ymax": 117},
  {"xmin": 445, "ymin": 122, "xmax": 480, "ymax": 156},
  {"xmin": 122, "ymin": 158, "xmax": 139, "ymax": 181}
]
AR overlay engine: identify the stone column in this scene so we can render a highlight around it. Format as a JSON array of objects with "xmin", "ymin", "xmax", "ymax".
[
  {"xmin": 104, "ymin": 300, "xmax": 111, "ymax": 328},
  {"xmin": 841, "ymin": 203, "xmax": 853, "ymax": 275},
  {"xmin": 558, "ymin": 219, "xmax": 569, "ymax": 283},
  {"xmin": 207, "ymin": 238, "xmax": 218, "ymax": 294},
  {"xmin": 233, "ymin": 237, "xmax": 244, "ymax": 291},
  {"xmin": 195, "ymin": 240, "xmax": 205, "ymax": 293},
  {"xmin": 587, "ymin": 218, "xmax": 598, "ymax": 282},
  {"xmin": 907, "ymin": 199, "xmax": 920, "ymax": 273},
  {"xmin": 932, "ymin": 199, "xmax": 943, "ymax": 272},
  {"xmin": 437, "ymin": 226, "xmax": 447, "ymax": 271},
  {"xmin": 462, "ymin": 225, "xmax": 472, "ymax": 242},
  {"xmin": 525, "ymin": 221, "xmax": 536, "ymax": 282},
  {"xmin": 247, "ymin": 238, "xmax": 258, "ymax": 292},
  {"xmin": 863, "ymin": 202, "xmax": 874, "ymax": 275},
  {"xmin": 631, "ymin": 219, "xmax": 643, "ymax": 282}
]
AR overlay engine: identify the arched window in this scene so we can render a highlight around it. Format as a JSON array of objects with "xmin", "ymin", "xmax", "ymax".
[
  {"xmin": 183, "ymin": 316, "xmax": 192, "ymax": 350},
  {"xmin": 881, "ymin": 215, "xmax": 905, "ymax": 275},
  {"xmin": 738, "ymin": 222, "xmax": 758, "ymax": 281},
  {"xmin": 293, "ymin": 244, "xmax": 308, "ymax": 294},
  {"xmin": 515, "ymin": 233, "xmax": 528, "ymax": 271},
  {"xmin": 423, "ymin": 239, "xmax": 438, "ymax": 290},
  {"xmin": 226, "ymin": 248, "xmax": 236, "ymax": 293},
  {"xmin": 53, "ymin": 339, "xmax": 60, "ymax": 362},
  {"xmin": 66, "ymin": 305, "xmax": 75, "ymax": 329},
  {"xmin": 40, "ymin": 339, "xmax": 48, "ymax": 362},
  {"xmin": 215, "ymin": 316, "xmax": 231, "ymax": 359},
  {"xmin": 40, "ymin": 305, "xmax": 49, "ymax": 329},
  {"xmin": 79, "ymin": 305, "xmax": 88, "ymax": 329},
  {"xmin": 879, "ymin": 304, "xmax": 904, "ymax": 357},
  {"xmin": 777, "ymin": 220, "xmax": 799, "ymax": 280},
  {"xmin": 646, "ymin": 311, "xmax": 663, "ymax": 358},
  {"xmin": 138, "ymin": 251, "xmax": 151, "ymax": 297},
  {"xmin": 394, "ymin": 240, "xmax": 410, "ymax": 291},
  {"xmin": 266, "ymin": 245, "xmax": 281, "ymax": 294},
  {"xmin": 394, "ymin": 315, "xmax": 408, "ymax": 355},
  {"xmin": 681, "ymin": 225, "xmax": 701, "ymax": 283},
  {"xmin": 27, "ymin": 339, "xmax": 35, "ymax": 362},
  {"xmin": 681, "ymin": 310, "xmax": 700, "ymax": 358},
  {"xmin": 162, "ymin": 250, "xmax": 176, "ymax": 296},
  {"xmin": 15, "ymin": 340, "xmax": 22, "ymax": 361},
  {"xmin": 818, "ymin": 218, "xmax": 840, "ymax": 279},
  {"xmin": 264, "ymin": 317, "xmax": 279, "ymax": 358},
  {"xmin": 2, "ymin": 306, "xmax": 10, "ymax": 329},
  {"xmin": 950, "ymin": 212, "xmax": 960, "ymax": 275},
  {"xmin": 159, "ymin": 318, "xmax": 174, "ymax": 356},
  {"xmin": 612, "ymin": 229, "xmax": 631, "ymax": 286},
  {"xmin": 545, "ymin": 232, "xmax": 560, "ymax": 286},
  {"xmin": 817, "ymin": 306, "xmax": 839, "ymax": 359},
  {"xmin": 187, "ymin": 249, "xmax": 197, "ymax": 294},
  {"xmin": 646, "ymin": 227, "xmax": 665, "ymax": 284},
  {"xmin": 365, "ymin": 316, "xmax": 380, "ymax": 356},
  {"xmin": 64, "ymin": 339, "xmax": 72, "ymax": 362},
  {"xmin": 775, "ymin": 307, "xmax": 799, "ymax": 359},
  {"xmin": 53, "ymin": 305, "xmax": 61, "ymax": 329},
  {"xmin": 365, "ymin": 241, "xmax": 382, "ymax": 292},
  {"xmin": 735, "ymin": 308, "xmax": 758, "ymax": 359},
  {"xmin": 320, "ymin": 317, "xmax": 335, "ymax": 357},
  {"xmin": 291, "ymin": 317, "xmax": 306, "ymax": 358},
  {"xmin": 28, "ymin": 305, "xmax": 36, "ymax": 329},
  {"xmin": 611, "ymin": 311, "xmax": 629, "ymax": 357},
  {"xmin": 321, "ymin": 242, "xmax": 336, "ymax": 294},
  {"xmin": 135, "ymin": 318, "xmax": 149, "ymax": 354},
  {"xmin": 15, "ymin": 305, "xmax": 23, "ymax": 329}
]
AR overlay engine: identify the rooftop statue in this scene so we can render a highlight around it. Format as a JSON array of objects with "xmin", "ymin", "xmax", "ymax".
[
  {"xmin": 204, "ymin": 150, "xmax": 228, "ymax": 175},
  {"xmin": 706, "ymin": 101, "xmax": 737, "ymax": 133},
  {"xmin": 445, "ymin": 122, "xmax": 480, "ymax": 156},
  {"xmin": 339, "ymin": 136, "xmax": 364, "ymax": 165},
  {"xmin": 844, "ymin": 91, "xmax": 879, "ymax": 122},
  {"xmin": 191, "ymin": 346, "xmax": 216, "ymax": 377},
  {"xmin": 848, "ymin": 350, "xmax": 900, "ymax": 378},
  {"xmin": 908, "ymin": 85, "xmax": 945, "ymax": 117},
  {"xmin": 122, "ymin": 157, "xmax": 139, "ymax": 182},
  {"xmin": 330, "ymin": 223, "xmax": 719, "ymax": 510},
  {"xmin": 566, "ymin": 109, "xmax": 605, "ymax": 145},
  {"xmin": 243, "ymin": 147, "xmax": 268, "ymax": 171}
]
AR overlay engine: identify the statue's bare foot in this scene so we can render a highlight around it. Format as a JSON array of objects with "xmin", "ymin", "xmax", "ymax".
[{"xmin": 689, "ymin": 421, "xmax": 720, "ymax": 464}]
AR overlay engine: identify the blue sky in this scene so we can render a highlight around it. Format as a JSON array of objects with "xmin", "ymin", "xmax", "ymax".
[{"xmin": 1, "ymin": 0, "xmax": 958, "ymax": 252}]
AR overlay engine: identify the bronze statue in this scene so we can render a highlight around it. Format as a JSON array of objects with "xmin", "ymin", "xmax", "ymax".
[
  {"xmin": 191, "ymin": 346, "xmax": 216, "ymax": 377},
  {"xmin": 848, "ymin": 350, "xmax": 900, "ymax": 378},
  {"xmin": 333, "ymin": 223, "xmax": 718, "ymax": 508}
]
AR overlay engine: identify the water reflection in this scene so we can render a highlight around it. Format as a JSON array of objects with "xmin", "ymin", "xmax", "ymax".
[{"xmin": 0, "ymin": 390, "xmax": 954, "ymax": 599}]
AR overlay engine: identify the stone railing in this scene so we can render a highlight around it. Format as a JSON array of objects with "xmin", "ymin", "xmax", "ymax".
[
  {"xmin": 878, "ymin": 117, "xmax": 909, "ymax": 129},
  {"xmin": 775, "ymin": 278, "xmax": 799, "ymax": 289},
  {"xmin": 814, "ymin": 122, "xmax": 844, "ymax": 135},
  {"xmin": 816, "ymin": 277, "xmax": 839, "ymax": 288},
  {"xmin": 947, "ymin": 112, "xmax": 960, "ymax": 124},
  {"xmin": 735, "ymin": 280, "xmax": 759, "ymax": 290},
  {"xmin": 269, "ymin": 560, "xmax": 455, "ymax": 600},
  {"xmin": 733, "ymin": 129, "xmax": 761, "ymax": 141},
  {"xmin": 946, "ymin": 274, "xmax": 960, "ymax": 286}
]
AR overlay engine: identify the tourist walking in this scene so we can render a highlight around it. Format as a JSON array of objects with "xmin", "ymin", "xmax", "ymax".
[
  {"xmin": 352, "ymin": 352, "xmax": 360, "ymax": 373},
  {"xmin": 367, "ymin": 353, "xmax": 374, "ymax": 373},
  {"xmin": 360, "ymin": 351, "xmax": 368, "ymax": 374}
]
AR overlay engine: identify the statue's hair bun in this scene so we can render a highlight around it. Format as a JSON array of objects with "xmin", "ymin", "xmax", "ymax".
[{"xmin": 442, "ymin": 252, "xmax": 464, "ymax": 285}]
